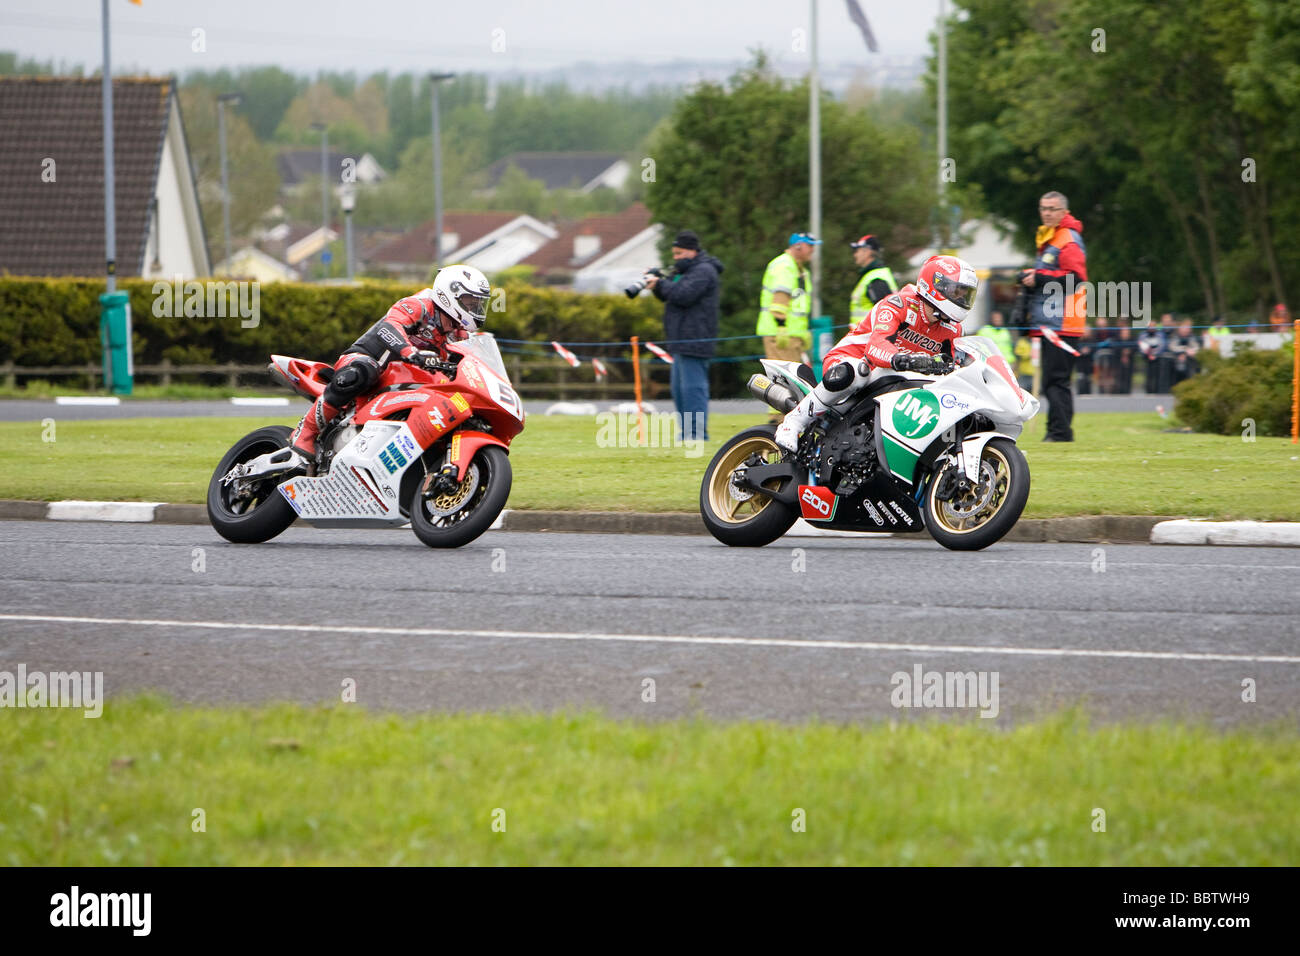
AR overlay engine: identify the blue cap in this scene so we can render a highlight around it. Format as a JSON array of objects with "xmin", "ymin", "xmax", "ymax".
[{"xmin": 789, "ymin": 232, "xmax": 822, "ymax": 246}]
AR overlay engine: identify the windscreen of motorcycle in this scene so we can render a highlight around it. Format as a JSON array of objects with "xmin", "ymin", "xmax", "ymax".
[{"xmin": 454, "ymin": 332, "xmax": 512, "ymax": 384}]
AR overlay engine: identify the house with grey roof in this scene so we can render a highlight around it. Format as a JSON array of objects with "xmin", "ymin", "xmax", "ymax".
[
  {"xmin": 0, "ymin": 75, "xmax": 210, "ymax": 278},
  {"xmin": 479, "ymin": 152, "xmax": 629, "ymax": 195}
]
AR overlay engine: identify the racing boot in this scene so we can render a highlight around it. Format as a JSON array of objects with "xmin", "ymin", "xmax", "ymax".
[
  {"xmin": 774, "ymin": 389, "xmax": 831, "ymax": 453},
  {"xmin": 286, "ymin": 398, "xmax": 340, "ymax": 472}
]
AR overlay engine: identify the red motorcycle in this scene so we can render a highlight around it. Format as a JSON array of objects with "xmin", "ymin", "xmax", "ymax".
[{"xmin": 207, "ymin": 333, "xmax": 524, "ymax": 548}]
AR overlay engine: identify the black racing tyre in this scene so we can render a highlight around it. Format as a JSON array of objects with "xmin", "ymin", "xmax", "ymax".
[
  {"xmin": 922, "ymin": 437, "xmax": 1030, "ymax": 551},
  {"xmin": 207, "ymin": 425, "xmax": 299, "ymax": 543},
  {"xmin": 699, "ymin": 425, "xmax": 798, "ymax": 547},
  {"xmin": 409, "ymin": 444, "xmax": 512, "ymax": 549}
]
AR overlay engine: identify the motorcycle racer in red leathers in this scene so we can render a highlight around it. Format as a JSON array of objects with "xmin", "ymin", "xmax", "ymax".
[
  {"xmin": 774, "ymin": 254, "xmax": 979, "ymax": 452},
  {"xmin": 285, "ymin": 264, "xmax": 492, "ymax": 469}
]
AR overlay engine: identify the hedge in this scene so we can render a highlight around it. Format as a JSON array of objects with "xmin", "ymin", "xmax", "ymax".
[
  {"xmin": 0, "ymin": 277, "xmax": 663, "ymax": 369},
  {"xmin": 1173, "ymin": 342, "xmax": 1296, "ymax": 436}
]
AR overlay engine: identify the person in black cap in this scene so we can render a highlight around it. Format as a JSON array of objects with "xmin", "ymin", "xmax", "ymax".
[
  {"xmin": 848, "ymin": 234, "xmax": 898, "ymax": 324},
  {"xmin": 646, "ymin": 230, "xmax": 724, "ymax": 442}
]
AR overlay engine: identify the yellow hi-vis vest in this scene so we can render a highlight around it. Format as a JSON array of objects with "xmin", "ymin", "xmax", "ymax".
[
  {"xmin": 757, "ymin": 251, "xmax": 812, "ymax": 344},
  {"xmin": 850, "ymin": 265, "xmax": 898, "ymax": 323}
]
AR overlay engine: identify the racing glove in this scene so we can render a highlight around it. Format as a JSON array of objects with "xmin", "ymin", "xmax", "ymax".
[
  {"xmin": 892, "ymin": 352, "xmax": 952, "ymax": 375},
  {"xmin": 408, "ymin": 350, "xmax": 457, "ymax": 376}
]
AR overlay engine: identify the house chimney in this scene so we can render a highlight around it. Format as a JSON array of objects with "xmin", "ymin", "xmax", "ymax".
[{"xmin": 574, "ymin": 233, "xmax": 601, "ymax": 260}]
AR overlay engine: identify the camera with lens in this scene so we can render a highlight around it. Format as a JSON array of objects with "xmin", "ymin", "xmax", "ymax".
[{"xmin": 624, "ymin": 266, "xmax": 671, "ymax": 299}]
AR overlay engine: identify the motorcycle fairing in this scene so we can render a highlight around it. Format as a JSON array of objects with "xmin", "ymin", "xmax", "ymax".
[{"xmin": 276, "ymin": 420, "xmax": 419, "ymax": 527}]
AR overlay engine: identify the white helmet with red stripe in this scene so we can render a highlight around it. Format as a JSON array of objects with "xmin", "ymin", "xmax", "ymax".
[
  {"xmin": 915, "ymin": 254, "xmax": 978, "ymax": 327},
  {"xmin": 427, "ymin": 264, "xmax": 492, "ymax": 334}
]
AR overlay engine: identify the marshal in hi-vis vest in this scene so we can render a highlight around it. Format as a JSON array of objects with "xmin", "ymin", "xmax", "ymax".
[
  {"xmin": 850, "ymin": 265, "xmax": 899, "ymax": 323},
  {"xmin": 757, "ymin": 251, "xmax": 812, "ymax": 344}
]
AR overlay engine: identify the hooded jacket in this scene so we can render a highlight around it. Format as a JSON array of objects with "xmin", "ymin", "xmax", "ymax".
[
  {"xmin": 1028, "ymin": 212, "xmax": 1088, "ymax": 337},
  {"xmin": 653, "ymin": 252, "xmax": 725, "ymax": 359}
]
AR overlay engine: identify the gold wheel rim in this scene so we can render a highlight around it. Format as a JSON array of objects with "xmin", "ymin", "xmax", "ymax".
[
  {"xmin": 929, "ymin": 444, "xmax": 1012, "ymax": 534},
  {"xmin": 707, "ymin": 436, "xmax": 784, "ymax": 525}
]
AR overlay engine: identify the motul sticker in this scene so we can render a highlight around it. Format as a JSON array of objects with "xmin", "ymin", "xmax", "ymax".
[
  {"xmin": 798, "ymin": 485, "xmax": 837, "ymax": 521},
  {"xmin": 888, "ymin": 500, "xmax": 914, "ymax": 526},
  {"xmin": 450, "ymin": 392, "xmax": 470, "ymax": 413}
]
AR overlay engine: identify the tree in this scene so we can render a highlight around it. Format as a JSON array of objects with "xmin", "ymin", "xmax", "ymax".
[
  {"xmin": 179, "ymin": 86, "xmax": 281, "ymax": 254},
  {"xmin": 646, "ymin": 56, "xmax": 931, "ymax": 332},
  {"xmin": 937, "ymin": 0, "xmax": 1297, "ymax": 319}
]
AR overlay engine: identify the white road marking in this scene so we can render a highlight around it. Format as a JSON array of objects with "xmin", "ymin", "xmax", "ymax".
[
  {"xmin": 984, "ymin": 559, "xmax": 1300, "ymax": 571},
  {"xmin": 3, "ymin": 613, "xmax": 1299, "ymax": 664},
  {"xmin": 229, "ymin": 397, "xmax": 290, "ymax": 406},
  {"xmin": 54, "ymin": 396, "xmax": 121, "ymax": 406}
]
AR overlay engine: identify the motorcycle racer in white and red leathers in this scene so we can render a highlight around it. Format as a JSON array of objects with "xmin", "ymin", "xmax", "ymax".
[
  {"xmin": 774, "ymin": 254, "xmax": 979, "ymax": 452},
  {"xmin": 286, "ymin": 265, "xmax": 492, "ymax": 467}
]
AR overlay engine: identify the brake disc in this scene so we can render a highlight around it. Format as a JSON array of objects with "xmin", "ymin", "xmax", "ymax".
[{"xmin": 427, "ymin": 462, "xmax": 481, "ymax": 516}]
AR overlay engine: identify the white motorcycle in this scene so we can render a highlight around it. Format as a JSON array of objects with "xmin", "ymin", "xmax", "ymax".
[{"xmin": 700, "ymin": 337, "xmax": 1040, "ymax": 551}]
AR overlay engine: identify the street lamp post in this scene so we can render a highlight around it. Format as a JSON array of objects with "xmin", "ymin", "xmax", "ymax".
[
  {"xmin": 809, "ymin": 0, "xmax": 821, "ymax": 318},
  {"xmin": 100, "ymin": 0, "xmax": 116, "ymax": 295},
  {"xmin": 428, "ymin": 72, "xmax": 455, "ymax": 270},
  {"xmin": 340, "ymin": 183, "xmax": 356, "ymax": 281},
  {"xmin": 310, "ymin": 122, "xmax": 328, "ymax": 234},
  {"xmin": 217, "ymin": 92, "xmax": 242, "ymax": 271}
]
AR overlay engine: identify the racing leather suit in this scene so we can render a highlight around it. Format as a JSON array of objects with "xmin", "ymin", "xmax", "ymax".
[
  {"xmin": 775, "ymin": 284, "xmax": 961, "ymax": 451},
  {"xmin": 290, "ymin": 294, "xmax": 466, "ymax": 458}
]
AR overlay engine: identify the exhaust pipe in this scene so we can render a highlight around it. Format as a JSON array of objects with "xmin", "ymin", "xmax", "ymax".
[{"xmin": 747, "ymin": 373, "xmax": 798, "ymax": 413}]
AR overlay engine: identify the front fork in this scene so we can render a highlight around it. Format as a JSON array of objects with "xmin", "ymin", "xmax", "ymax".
[
  {"xmin": 421, "ymin": 437, "xmax": 462, "ymax": 497},
  {"xmin": 926, "ymin": 420, "xmax": 974, "ymax": 503}
]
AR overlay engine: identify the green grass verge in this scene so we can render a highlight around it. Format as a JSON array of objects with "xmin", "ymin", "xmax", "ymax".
[
  {"xmin": 0, "ymin": 382, "xmax": 290, "ymax": 401},
  {"xmin": 0, "ymin": 412, "xmax": 1296, "ymax": 518},
  {"xmin": 2, "ymin": 696, "xmax": 1296, "ymax": 865}
]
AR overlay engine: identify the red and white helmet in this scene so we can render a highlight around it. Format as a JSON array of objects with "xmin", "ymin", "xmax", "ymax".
[
  {"xmin": 915, "ymin": 254, "xmax": 978, "ymax": 327},
  {"xmin": 425, "ymin": 264, "xmax": 491, "ymax": 335}
]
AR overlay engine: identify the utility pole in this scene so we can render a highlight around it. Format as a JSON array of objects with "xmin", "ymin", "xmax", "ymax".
[
  {"xmin": 429, "ymin": 73, "xmax": 455, "ymax": 270},
  {"xmin": 937, "ymin": 0, "xmax": 949, "ymax": 248},
  {"xmin": 311, "ymin": 122, "xmax": 328, "ymax": 233},
  {"xmin": 217, "ymin": 92, "xmax": 242, "ymax": 270},
  {"xmin": 100, "ymin": 0, "xmax": 116, "ymax": 294},
  {"xmin": 809, "ymin": 0, "xmax": 821, "ymax": 317}
]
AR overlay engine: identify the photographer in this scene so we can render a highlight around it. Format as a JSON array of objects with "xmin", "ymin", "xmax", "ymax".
[{"xmin": 645, "ymin": 230, "xmax": 723, "ymax": 442}]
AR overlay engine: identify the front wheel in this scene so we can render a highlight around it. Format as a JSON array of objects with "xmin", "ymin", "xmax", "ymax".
[
  {"xmin": 922, "ymin": 437, "xmax": 1030, "ymax": 551},
  {"xmin": 699, "ymin": 425, "xmax": 798, "ymax": 547},
  {"xmin": 409, "ymin": 444, "xmax": 512, "ymax": 548},
  {"xmin": 207, "ymin": 425, "xmax": 299, "ymax": 543}
]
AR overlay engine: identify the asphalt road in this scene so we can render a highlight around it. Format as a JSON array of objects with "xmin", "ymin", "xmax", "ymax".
[
  {"xmin": 1, "ymin": 521, "xmax": 1296, "ymax": 726},
  {"xmin": 0, "ymin": 394, "xmax": 1166, "ymax": 421}
]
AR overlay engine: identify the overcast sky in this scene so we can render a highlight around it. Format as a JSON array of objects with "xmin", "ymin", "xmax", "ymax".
[{"xmin": 1, "ymin": 0, "xmax": 943, "ymax": 75}]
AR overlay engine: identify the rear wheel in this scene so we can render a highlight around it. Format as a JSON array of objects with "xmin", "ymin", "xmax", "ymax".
[
  {"xmin": 207, "ymin": 425, "xmax": 298, "ymax": 543},
  {"xmin": 699, "ymin": 426, "xmax": 798, "ymax": 547},
  {"xmin": 922, "ymin": 437, "xmax": 1029, "ymax": 551},
  {"xmin": 409, "ymin": 444, "xmax": 512, "ymax": 548}
]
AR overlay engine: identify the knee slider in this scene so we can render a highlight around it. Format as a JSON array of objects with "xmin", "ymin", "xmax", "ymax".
[
  {"xmin": 823, "ymin": 361, "xmax": 854, "ymax": 392},
  {"xmin": 324, "ymin": 356, "xmax": 379, "ymax": 404}
]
